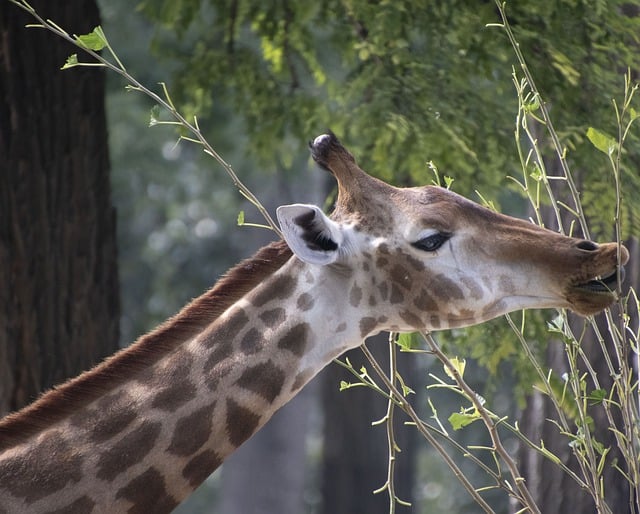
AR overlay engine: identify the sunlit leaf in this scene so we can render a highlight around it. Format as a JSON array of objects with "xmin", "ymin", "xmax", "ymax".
[
  {"xmin": 448, "ymin": 410, "xmax": 480, "ymax": 430},
  {"xmin": 76, "ymin": 26, "xmax": 108, "ymax": 51},
  {"xmin": 586, "ymin": 127, "xmax": 618, "ymax": 155},
  {"xmin": 61, "ymin": 54, "xmax": 79, "ymax": 70},
  {"xmin": 444, "ymin": 357, "xmax": 466, "ymax": 380}
]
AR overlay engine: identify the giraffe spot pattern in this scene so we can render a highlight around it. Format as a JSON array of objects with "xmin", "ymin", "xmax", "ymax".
[
  {"xmin": 151, "ymin": 378, "xmax": 197, "ymax": 412},
  {"xmin": 429, "ymin": 274, "xmax": 465, "ymax": 302},
  {"xmin": 0, "ymin": 431, "xmax": 83, "ymax": 503},
  {"xmin": 168, "ymin": 403, "xmax": 216, "ymax": 456},
  {"xmin": 74, "ymin": 391, "xmax": 137, "ymax": 444},
  {"xmin": 204, "ymin": 357, "xmax": 235, "ymax": 391},
  {"xmin": 115, "ymin": 467, "xmax": 178, "ymax": 514},
  {"xmin": 350, "ymin": 285, "xmax": 363, "ymax": 307},
  {"xmin": 240, "ymin": 328, "xmax": 266, "ymax": 355},
  {"xmin": 96, "ymin": 420, "xmax": 161, "ymax": 481},
  {"xmin": 390, "ymin": 284, "xmax": 404, "ymax": 304},
  {"xmin": 204, "ymin": 307, "xmax": 248, "ymax": 349},
  {"xmin": 249, "ymin": 275, "xmax": 297, "ymax": 307},
  {"xmin": 335, "ymin": 322, "xmax": 347, "ymax": 333},
  {"xmin": 235, "ymin": 360, "xmax": 286, "ymax": 403},
  {"xmin": 277, "ymin": 323, "xmax": 310, "ymax": 356},
  {"xmin": 290, "ymin": 368, "xmax": 313, "ymax": 393},
  {"xmin": 226, "ymin": 398, "xmax": 261, "ymax": 448},
  {"xmin": 400, "ymin": 310, "xmax": 423, "ymax": 329},
  {"xmin": 461, "ymin": 277, "xmax": 484, "ymax": 301},
  {"xmin": 359, "ymin": 317, "xmax": 377, "ymax": 337},
  {"xmin": 414, "ymin": 288, "xmax": 438, "ymax": 312},
  {"xmin": 390, "ymin": 264, "xmax": 412, "ymax": 289},
  {"xmin": 149, "ymin": 352, "xmax": 198, "ymax": 412},
  {"xmin": 259, "ymin": 307, "xmax": 286, "ymax": 328},
  {"xmin": 182, "ymin": 450, "xmax": 223, "ymax": 487},
  {"xmin": 296, "ymin": 293, "xmax": 314, "ymax": 311},
  {"xmin": 44, "ymin": 496, "xmax": 96, "ymax": 514}
]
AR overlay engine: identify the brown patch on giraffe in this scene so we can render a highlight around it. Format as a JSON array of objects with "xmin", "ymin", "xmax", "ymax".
[
  {"xmin": 116, "ymin": 467, "xmax": 178, "ymax": 514},
  {"xmin": 390, "ymin": 284, "xmax": 405, "ymax": 304},
  {"xmin": 240, "ymin": 328, "xmax": 266, "ymax": 355},
  {"xmin": 149, "ymin": 352, "xmax": 197, "ymax": 412},
  {"xmin": 0, "ymin": 431, "xmax": 82, "ymax": 503},
  {"xmin": 182, "ymin": 450, "xmax": 223, "ymax": 487},
  {"xmin": 461, "ymin": 277, "xmax": 483, "ymax": 301},
  {"xmin": 369, "ymin": 295, "xmax": 377, "ymax": 306},
  {"xmin": 451, "ymin": 309, "xmax": 476, "ymax": 323},
  {"xmin": 335, "ymin": 322, "xmax": 347, "ymax": 333},
  {"xmin": 430, "ymin": 274, "xmax": 465, "ymax": 302},
  {"xmin": 203, "ymin": 307, "xmax": 249, "ymax": 349},
  {"xmin": 277, "ymin": 323, "xmax": 310, "ymax": 357},
  {"xmin": 291, "ymin": 368, "xmax": 314, "ymax": 393},
  {"xmin": 259, "ymin": 307, "xmax": 286, "ymax": 328},
  {"xmin": 390, "ymin": 264, "xmax": 412, "ymax": 289},
  {"xmin": 0, "ymin": 241, "xmax": 293, "ymax": 452},
  {"xmin": 297, "ymin": 292, "xmax": 315, "ymax": 311},
  {"xmin": 376, "ymin": 256, "xmax": 389, "ymax": 268},
  {"xmin": 414, "ymin": 288, "xmax": 439, "ymax": 312},
  {"xmin": 204, "ymin": 358, "xmax": 235, "ymax": 391},
  {"xmin": 226, "ymin": 398, "xmax": 261, "ymax": 448},
  {"xmin": 249, "ymin": 274, "xmax": 297, "ymax": 307},
  {"xmin": 168, "ymin": 403, "xmax": 216, "ymax": 456},
  {"xmin": 71, "ymin": 390, "xmax": 137, "ymax": 444},
  {"xmin": 378, "ymin": 282, "xmax": 389, "ymax": 301},
  {"xmin": 350, "ymin": 284, "xmax": 363, "ymax": 307},
  {"xmin": 45, "ymin": 496, "xmax": 96, "ymax": 514},
  {"xmin": 96, "ymin": 421, "xmax": 161, "ymax": 481},
  {"xmin": 499, "ymin": 276, "xmax": 516, "ymax": 295},
  {"xmin": 400, "ymin": 310, "xmax": 423, "ymax": 329},
  {"xmin": 236, "ymin": 360, "xmax": 286, "ymax": 403},
  {"xmin": 429, "ymin": 315, "xmax": 441, "ymax": 329},
  {"xmin": 360, "ymin": 317, "xmax": 378, "ymax": 337},
  {"xmin": 151, "ymin": 379, "xmax": 197, "ymax": 412},
  {"xmin": 404, "ymin": 253, "xmax": 426, "ymax": 271}
]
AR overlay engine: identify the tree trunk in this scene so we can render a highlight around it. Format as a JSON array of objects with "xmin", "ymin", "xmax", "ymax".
[
  {"xmin": 320, "ymin": 332, "xmax": 417, "ymax": 514},
  {"xmin": 0, "ymin": 1, "xmax": 119, "ymax": 415}
]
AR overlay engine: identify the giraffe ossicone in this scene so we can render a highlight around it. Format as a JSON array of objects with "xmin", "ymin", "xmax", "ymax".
[{"xmin": 0, "ymin": 133, "xmax": 629, "ymax": 513}]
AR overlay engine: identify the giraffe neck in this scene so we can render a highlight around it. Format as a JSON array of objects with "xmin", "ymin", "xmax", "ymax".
[{"xmin": 0, "ymin": 241, "xmax": 365, "ymax": 513}]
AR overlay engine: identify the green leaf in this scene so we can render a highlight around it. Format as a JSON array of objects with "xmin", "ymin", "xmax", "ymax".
[
  {"xmin": 587, "ymin": 388, "xmax": 607, "ymax": 406},
  {"xmin": 149, "ymin": 105, "xmax": 160, "ymax": 127},
  {"xmin": 61, "ymin": 54, "xmax": 79, "ymax": 70},
  {"xmin": 444, "ymin": 357, "xmax": 466, "ymax": 380},
  {"xmin": 448, "ymin": 410, "xmax": 480, "ymax": 430},
  {"xmin": 76, "ymin": 26, "xmax": 108, "ymax": 51},
  {"xmin": 586, "ymin": 127, "xmax": 618, "ymax": 155},
  {"xmin": 396, "ymin": 332, "xmax": 419, "ymax": 351},
  {"xmin": 237, "ymin": 210, "xmax": 245, "ymax": 226}
]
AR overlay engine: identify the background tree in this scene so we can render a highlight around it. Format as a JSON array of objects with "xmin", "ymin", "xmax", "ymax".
[{"xmin": 0, "ymin": 1, "xmax": 119, "ymax": 415}]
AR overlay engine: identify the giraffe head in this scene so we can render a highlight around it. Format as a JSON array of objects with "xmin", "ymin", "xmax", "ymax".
[{"xmin": 277, "ymin": 133, "xmax": 629, "ymax": 333}]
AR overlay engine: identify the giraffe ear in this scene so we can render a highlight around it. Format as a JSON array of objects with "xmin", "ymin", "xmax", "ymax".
[{"xmin": 276, "ymin": 204, "xmax": 343, "ymax": 265}]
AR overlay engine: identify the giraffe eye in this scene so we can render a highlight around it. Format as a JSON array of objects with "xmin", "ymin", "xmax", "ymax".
[{"xmin": 412, "ymin": 232, "xmax": 451, "ymax": 252}]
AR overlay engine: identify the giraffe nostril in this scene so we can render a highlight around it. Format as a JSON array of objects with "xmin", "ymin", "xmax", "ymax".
[{"xmin": 576, "ymin": 240, "xmax": 599, "ymax": 252}]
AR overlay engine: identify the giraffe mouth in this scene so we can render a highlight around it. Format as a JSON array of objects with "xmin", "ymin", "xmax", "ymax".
[
  {"xmin": 566, "ymin": 266, "xmax": 625, "ymax": 316},
  {"xmin": 574, "ymin": 267, "xmax": 625, "ymax": 295}
]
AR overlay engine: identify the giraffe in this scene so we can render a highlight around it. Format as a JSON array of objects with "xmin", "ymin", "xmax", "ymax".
[{"xmin": 0, "ymin": 133, "xmax": 629, "ymax": 513}]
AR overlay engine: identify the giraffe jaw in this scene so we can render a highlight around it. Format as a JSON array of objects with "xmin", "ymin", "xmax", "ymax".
[{"xmin": 566, "ymin": 266, "xmax": 625, "ymax": 316}]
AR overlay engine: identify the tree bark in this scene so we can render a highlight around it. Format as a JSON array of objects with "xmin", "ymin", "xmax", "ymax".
[{"xmin": 0, "ymin": 1, "xmax": 119, "ymax": 415}]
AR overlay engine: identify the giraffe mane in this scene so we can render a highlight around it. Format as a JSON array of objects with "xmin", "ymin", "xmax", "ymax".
[{"xmin": 0, "ymin": 240, "xmax": 293, "ymax": 452}]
